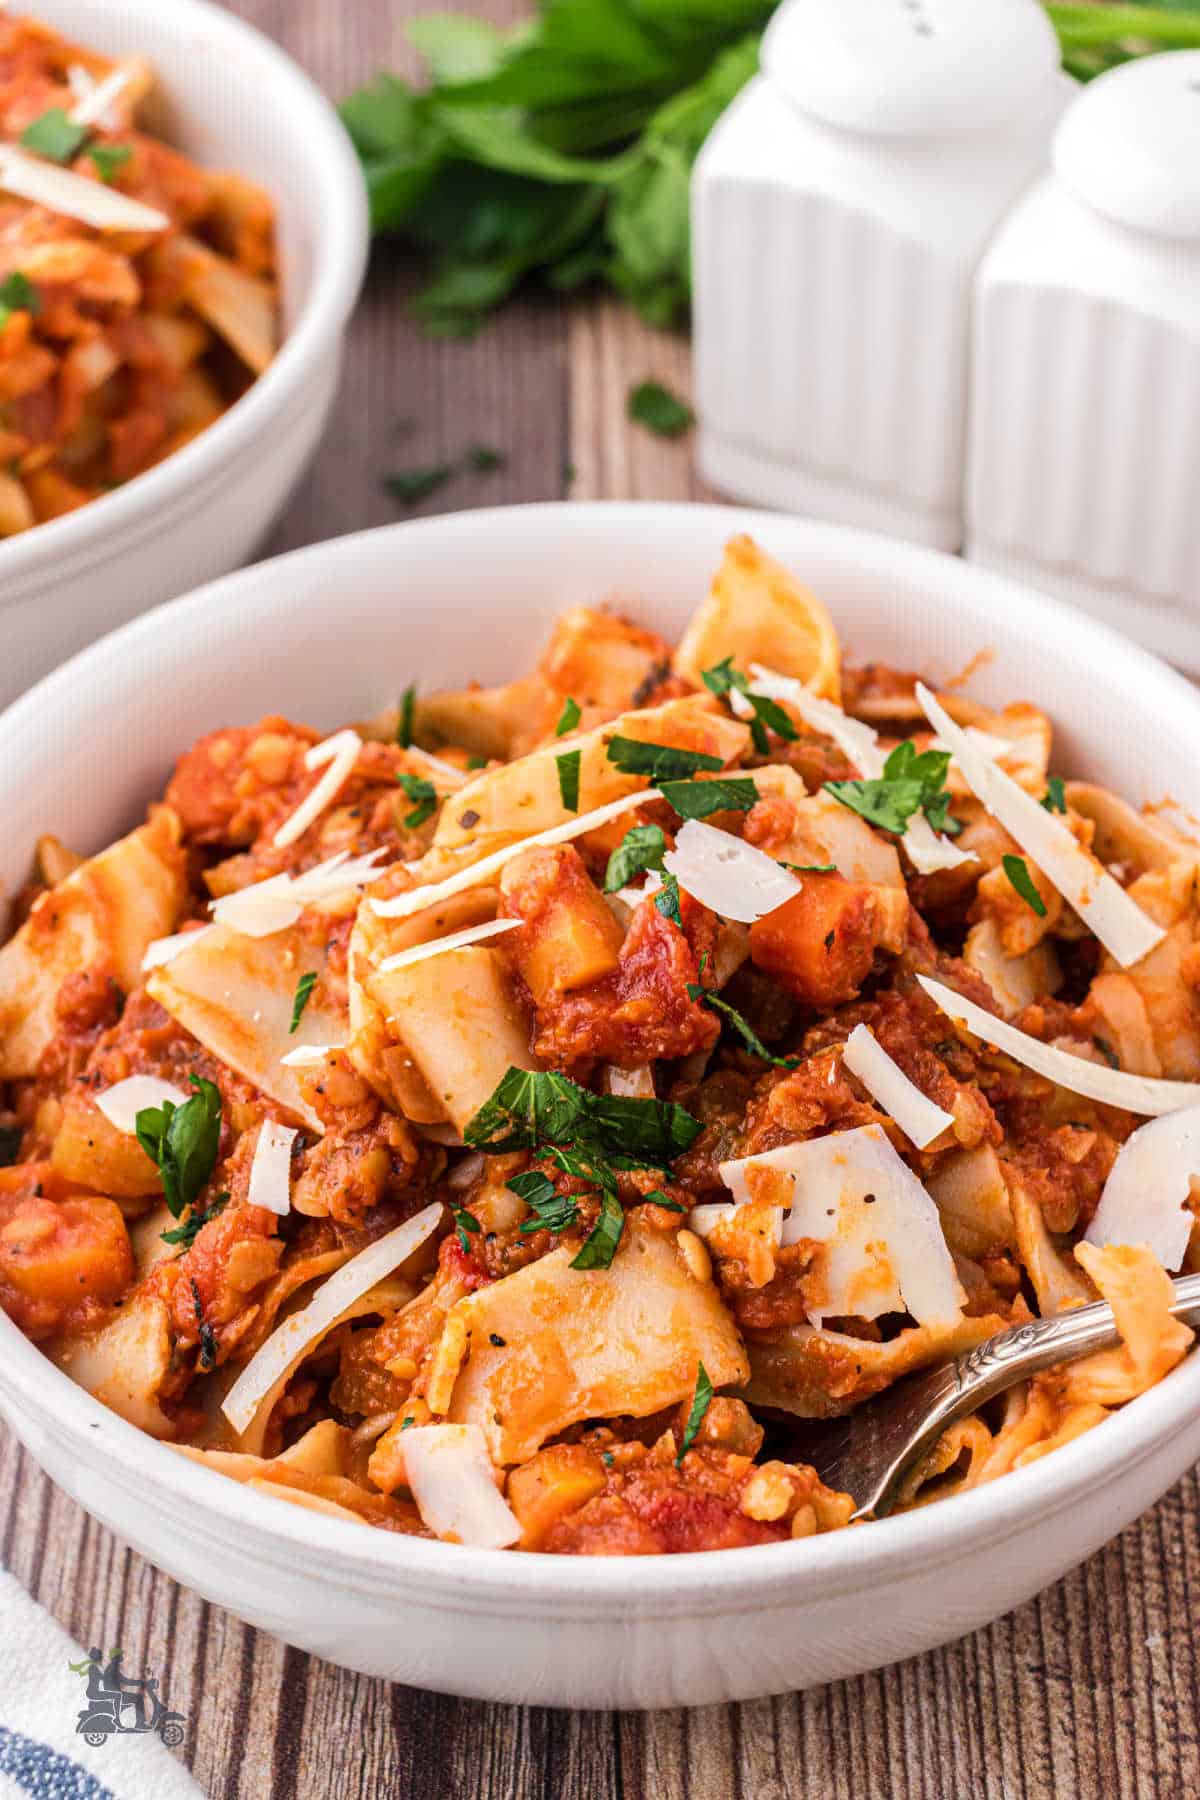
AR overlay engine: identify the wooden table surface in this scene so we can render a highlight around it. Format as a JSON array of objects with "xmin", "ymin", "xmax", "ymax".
[{"xmin": 3, "ymin": 4, "xmax": 1199, "ymax": 1796}]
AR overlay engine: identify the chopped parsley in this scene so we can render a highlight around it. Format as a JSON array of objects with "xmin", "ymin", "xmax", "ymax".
[
  {"xmin": 677, "ymin": 1362, "xmax": 714, "ymax": 1464},
  {"xmin": 0, "ymin": 271, "xmax": 39, "ymax": 330},
  {"xmin": 466, "ymin": 1067, "xmax": 701, "ymax": 1166},
  {"xmin": 0, "ymin": 1123, "xmax": 21, "ymax": 1166},
  {"xmin": 555, "ymin": 696, "xmax": 581, "ymax": 737},
  {"xmin": 782, "ymin": 861, "xmax": 836, "ymax": 874},
  {"xmin": 570, "ymin": 1189, "xmax": 625, "ymax": 1270},
  {"xmin": 510, "ymin": 1169, "xmax": 579, "ymax": 1236},
  {"xmin": 397, "ymin": 684, "xmax": 416, "ymax": 748},
  {"xmin": 87, "ymin": 142, "xmax": 132, "ymax": 183},
  {"xmin": 701, "ymin": 656, "xmax": 798, "ymax": 755},
  {"xmin": 556, "ymin": 747, "xmax": 581, "ymax": 812},
  {"xmin": 1002, "ymin": 854, "xmax": 1048, "ymax": 917},
  {"xmin": 289, "ymin": 972, "xmax": 318, "ymax": 1034},
  {"xmin": 383, "ymin": 464, "xmax": 454, "ymax": 506},
  {"xmin": 627, "ymin": 380, "xmax": 694, "ymax": 439},
  {"xmin": 645, "ymin": 1189, "xmax": 685, "ymax": 1212},
  {"xmin": 653, "ymin": 870, "xmax": 682, "ymax": 927},
  {"xmin": 466, "ymin": 754, "xmax": 487, "ymax": 770},
  {"xmin": 605, "ymin": 736, "xmax": 724, "ymax": 781},
  {"xmin": 135, "ymin": 1075, "xmax": 222, "ymax": 1219},
  {"xmin": 604, "ymin": 823, "xmax": 667, "ymax": 893},
  {"xmin": 161, "ymin": 1193, "xmax": 230, "ymax": 1249},
  {"xmin": 452, "ymin": 1206, "xmax": 482, "ymax": 1253},
  {"xmin": 397, "ymin": 770, "xmax": 437, "ymax": 827},
  {"xmin": 190, "ymin": 1278, "xmax": 218, "ymax": 1371},
  {"xmin": 1042, "ymin": 777, "xmax": 1067, "ymax": 814},
  {"xmin": 686, "ymin": 985, "xmax": 799, "ymax": 1068},
  {"xmin": 21, "ymin": 107, "xmax": 88, "ymax": 163},
  {"xmin": 657, "ymin": 777, "xmax": 758, "ymax": 820},
  {"xmin": 825, "ymin": 739, "xmax": 957, "ymax": 837}
]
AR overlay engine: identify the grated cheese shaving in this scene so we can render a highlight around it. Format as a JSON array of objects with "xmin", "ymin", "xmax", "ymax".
[
  {"xmin": 67, "ymin": 62, "xmax": 134, "ymax": 129},
  {"xmin": 377, "ymin": 917, "xmax": 521, "ymax": 974},
  {"xmin": 141, "ymin": 925, "xmax": 215, "ymax": 972},
  {"xmin": 279, "ymin": 1043, "xmax": 343, "ymax": 1068},
  {"xmin": 1084, "ymin": 1107, "xmax": 1200, "ymax": 1272},
  {"xmin": 247, "ymin": 1121, "xmax": 297, "ymax": 1217},
  {"xmin": 662, "ymin": 817, "xmax": 801, "ymax": 923},
  {"xmin": 0, "ymin": 143, "xmax": 167, "ymax": 231},
  {"xmin": 842, "ymin": 1024, "xmax": 955, "ymax": 1149},
  {"xmin": 272, "ymin": 730, "xmax": 363, "ymax": 851},
  {"xmin": 95, "ymin": 1074, "xmax": 186, "ymax": 1134},
  {"xmin": 397, "ymin": 1424, "xmax": 520, "ymax": 1549},
  {"xmin": 211, "ymin": 849, "xmax": 389, "ymax": 939}
]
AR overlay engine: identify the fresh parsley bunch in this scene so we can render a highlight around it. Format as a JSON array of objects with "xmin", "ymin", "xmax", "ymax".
[{"xmin": 342, "ymin": 2, "xmax": 1200, "ymax": 338}]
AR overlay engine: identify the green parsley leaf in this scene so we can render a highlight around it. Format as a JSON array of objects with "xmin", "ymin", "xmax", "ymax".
[
  {"xmin": 289, "ymin": 972, "xmax": 318, "ymax": 1034},
  {"xmin": 627, "ymin": 380, "xmax": 694, "ymax": 438},
  {"xmin": 677, "ymin": 1361, "xmax": 714, "ymax": 1464},
  {"xmin": 452, "ymin": 1205, "xmax": 482, "ymax": 1253},
  {"xmin": 700, "ymin": 656, "xmax": 796, "ymax": 752},
  {"xmin": 0, "ymin": 272, "xmax": 39, "ymax": 319},
  {"xmin": 87, "ymin": 142, "xmax": 132, "ymax": 183},
  {"xmin": 1002, "ymin": 854, "xmax": 1048, "ymax": 917},
  {"xmin": 686, "ymin": 985, "xmax": 798, "ymax": 1068},
  {"xmin": 645, "ymin": 1189, "xmax": 685, "ymax": 1212},
  {"xmin": 825, "ymin": 738, "xmax": 955, "ymax": 837},
  {"xmin": 135, "ymin": 1076, "xmax": 222, "ymax": 1220},
  {"xmin": 570, "ymin": 1188, "xmax": 625, "ymax": 1269},
  {"xmin": 1042, "ymin": 776, "xmax": 1067, "ymax": 814},
  {"xmin": 555, "ymin": 696, "xmax": 582, "ymax": 737},
  {"xmin": 384, "ymin": 465, "xmax": 454, "ymax": 505},
  {"xmin": 0, "ymin": 1123, "xmax": 21, "ymax": 1166},
  {"xmin": 466, "ymin": 753, "xmax": 487, "ymax": 770},
  {"xmin": 557, "ymin": 746, "xmax": 582, "ymax": 812},
  {"xmin": 397, "ymin": 684, "xmax": 416, "ymax": 748},
  {"xmin": 603, "ymin": 823, "xmax": 666, "ymax": 892},
  {"xmin": 160, "ymin": 1193, "xmax": 230, "ymax": 1249},
  {"xmin": 510, "ymin": 1168, "xmax": 579, "ymax": 1235},
  {"xmin": 654, "ymin": 870, "xmax": 682, "ymax": 926},
  {"xmin": 190, "ymin": 1277, "xmax": 218, "ymax": 1371},
  {"xmin": 21, "ymin": 108, "xmax": 88, "ymax": 163},
  {"xmin": 605, "ymin": 736, "xmax": 724, "ymax": 780},
  {"xmin": 657, "ymin": 777, "xmax": 759, "ymax": 820},
  {"xmin": 398, "ymin": 770, "xmax": 437, "ymax": 827},
  {"xmin": 584, "ymin": 1093, "xmax": 702, "ymax": 1163},
  {"xmin": 782, "ymin": 861, "xmax": 836, "ymax": 873},
  {"xmin": 466, "ymin": 444, "xmax": 505, "ymax": 471},
  {"xmin": 464, "ymin": 1067, "xmax": 701, "ymax": 1164}
]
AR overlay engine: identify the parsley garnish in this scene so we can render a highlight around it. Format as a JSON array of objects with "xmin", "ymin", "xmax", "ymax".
[
  {"xmin": 654, "ymin": 870, "xmax": 682, "ymax": 926},
  {"xmin": 782, "ymin": 861, "xmax": 836, "ymax": 873},
  {"xmin": 21, "ymin": 108, "xmax": 88, "ymax": 163},
  {"xmin": 289, "ymin": 972, "xmax": 318, "ymax": 1034},
  {"xmin": 190, "ymin": 1278, "xmax": 218, "ymax": 1371},
  {"xmin": 510, "ymin": 1168, "xmax": 579, "ymax": 1235},
  {"xmin": 397, "ymin": 684, "xmax": 416, "ymax": 748},
  {"xmin": 677, "ymin": 1362, "xmax": 713, "ymax": 1464},
  {"xmin": 383, "ymin": 464, "xmax": 454, "ymax": 506},
  {"xmin": 657, "ymin": 777, "xmax": 758, "ymax": 820},
  {"xmin": 452, "ymin": 1206, "xmax": 482, "ymax": 1253},
  {"xmin": 825, "ymin": 740, "xmax": 956, "ymax": 837},
  {"xmin": 605, "ymin": 737, "xmax": 724, "ymax": 780},
  {"xmin": 645, "ymin": 1189, "xmax": 685, "ymax": 1212},
  {"xmin": 87, "ymin": 143, "xmax": 132, "ymax": 183},
  {"xmin": 557, "ymin": 747, "xmax": 581, "ymax": 812},
  {"xmin": 0, "ymin": 1123, "xmax": 21, "ymax": 1166},
  {"xmin": 686, "ymin": 985, "xmax": 798, "ymax": 1068},
  {"xmin": 1002, "ymin": 854, "xmax": 1048, "ymax": 917},
  {"xmin": 465, "ymin": 1067, "xmax": 701, "ymax": 1165},
  {"xmin": 135, "ymin": 1076, "xmax": 222, "ymax": 1219},
  {"xmin": 701, "ymin": 656, "xmax": 797, "ymax": 755},
  {"xmin": 1042, "ymin": 777, "xmax": 1067, "ymax": 814},
  {"xmin": 627, "ymin": 380, "xmax": 694, "ymax": 439},
  {"xmin": 570, "ymin": 1189, "xmax": 625, "ymax": 1270},
  {"xmin": 398, "ymin": 770, "xmax": 437, "ymax": 827},
  {"xmin": 555, "ymin": 696, "xmax": 581, "ymax": 737},
  {"xmin": 466, "ymin": 754, "xmax": 487, "ymax": 770},
  {"xmin": 604, "ymin": 823, "xmax": 667, "ymax": 893},
  {"xmin": 0, "ymin": 272, "xmax": 39, "ymax": 330},
  {"xmin": 161, "ymin": 1193, "xmax": 230, "ymax": 1249}
]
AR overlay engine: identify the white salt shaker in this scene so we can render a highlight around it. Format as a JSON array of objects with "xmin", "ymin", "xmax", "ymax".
[
  {"xmin": 692, "ymin": 0, "xmax": 1066, "ymax": 551},
  {"xmin": 967, "ymin": 52, "xmax": 1200, "ymax": 667}
]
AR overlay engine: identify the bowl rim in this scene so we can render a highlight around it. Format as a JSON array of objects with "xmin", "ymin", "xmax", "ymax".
[
  {"xmin": 0, "ymin": 0, "xmax": 368, "ymax": 598},
  {"xmin": 2, "ymin": 499, "xmax": 1197, "ymax": 1612}
]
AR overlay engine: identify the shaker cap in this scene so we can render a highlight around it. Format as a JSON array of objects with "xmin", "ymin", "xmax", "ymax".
[
  {"xmin": 1053, "ymin": 51, "xmax": 1200, "ymax": 240},
  {"xmin": 762, "ymin": 0, "xmax": 1061, "ymax": 136}
]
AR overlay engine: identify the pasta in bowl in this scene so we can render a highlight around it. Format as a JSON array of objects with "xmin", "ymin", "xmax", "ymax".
[{"xmin": 2, "ymin": 527, "xmax": 1197, "ymax": 1567}]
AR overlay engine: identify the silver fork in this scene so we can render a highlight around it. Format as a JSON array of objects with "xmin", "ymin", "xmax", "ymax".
[{"xmin": 785, "ymin": 1273, "xmax": 1200, "ymax": 1519}]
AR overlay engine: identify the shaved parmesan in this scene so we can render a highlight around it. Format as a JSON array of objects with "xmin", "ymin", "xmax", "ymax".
[
  {"xmin": 748, "ymin": 665, "xmax": 972, "ymax": 876},
  {"xmin": 95, "ymin": 1075, "xmax": 186, "ymax": 1134},
  {"xmin": 842, "ymin": 1024, "xmax": 955, "ymax": 1149},
  {"xmin": 398, "ymin": 1424, "xmax": 520, "ymax": 1549},
  {"xmin": 222, "ymin": 1201, "xmax": 444, "ymax": 1436},
  {"xmin": 272, "ymin": 731, "xmax": 363, "ymax": 851},
  {"xmin": 689, "ymin": 1199, "xmax": 785, "ymax": 1246},
  {"xmin": 720, "ymin": 1125, "xmax": 964, "ymax": 1328},
  {"xmin": 918, "ymin": 974, "xmax": 1200, "ymax": 1116},
  {"xmin": 141, "ymin": 925, "xmax": 215, "ymax": 972},
  {"xmin": 371, "ymin": 790, "xmax": 663, "ymax": 920},
  {"xmin": 279, "ymin": 1043, "xmax": 343, "ymax": 1068},
  {"xmin": 377, "ymin": 917, "xmax": 520, "ymax": 974},
  {"xmin": 605, "ymin": 1063, "xmax": 656, "ymax": 1100},
  {"xmin": 931, "ymin": 727, "xmax": 1046, "ymax": 770},
  {"xmin": 917, "ymin": 684, "xmax": 1165, "ymax": 969},
  {"xmin": 68, "ymin": 61, "xmax": 134, "ymax": 128},
  {"xmin": 614, "ymin": 868, "xmax": 663, "ymax": 910},
  {"xmin": 247, "ymin": 1121, "xmax": 297, "ymax": 1217},
  {"xmin": 211, "ymin": 849, "xmax": 389, "ymax": 939},
  {"xmin": 1084, "ymin": 1108, "xmax": 1200, "ymax": 1271},
  {"xmin": 0, "ymin": 144, "xmax": 167, "ymax": 232},
  {"xmin": 662, "ymin": 817, "xmax": 801, "ymax": 923}
]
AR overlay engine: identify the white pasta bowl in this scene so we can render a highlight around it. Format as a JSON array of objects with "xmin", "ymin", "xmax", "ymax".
[
  {"xmin": 0, "ymin": 0, "xmax": 368, "ymax": 709},
  {"xmin": 0, "ymin": 503, "xmax": 1198, "ymax": 1710}
]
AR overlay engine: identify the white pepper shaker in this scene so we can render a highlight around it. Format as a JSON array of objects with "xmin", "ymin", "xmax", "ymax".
[
  {"xmin": 692, "ymin": 0, "xmax": 1067, "ymax": 551},
  {"xmin": 967, "ymin": 52, "xmax": 1200, "ymax": 667}
]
